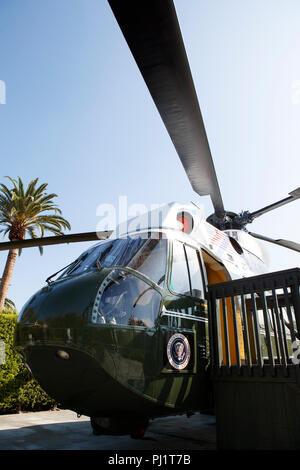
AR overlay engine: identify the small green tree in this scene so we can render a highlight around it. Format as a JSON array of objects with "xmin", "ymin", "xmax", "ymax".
[
  {"xmin": 0, "ymin": 177, "xmax": 71, "ymax": 311},
  {"xmin": 0, "ymin": 313, "xmax": 56, "ymax": 413}
]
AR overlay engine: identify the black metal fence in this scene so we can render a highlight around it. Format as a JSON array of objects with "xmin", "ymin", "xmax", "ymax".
[{"xmin": 207, "ymin": 268, "xmax": 300, "ymax": 380}]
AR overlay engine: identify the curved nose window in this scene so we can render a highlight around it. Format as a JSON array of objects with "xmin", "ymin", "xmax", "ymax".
[{"xmin": 91, "ymin": 270, "xmax": 162, "ymax": 328}]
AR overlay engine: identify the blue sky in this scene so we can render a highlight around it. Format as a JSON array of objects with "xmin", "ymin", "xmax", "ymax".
[{"xmin": 0, "ymin": 0, "xmax": 299, "ymax": 310}]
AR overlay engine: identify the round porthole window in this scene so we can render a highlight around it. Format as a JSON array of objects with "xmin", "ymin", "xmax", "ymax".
[{"xmin": 176, "ymin": 211, "xmax": 194, "ymax": 234}]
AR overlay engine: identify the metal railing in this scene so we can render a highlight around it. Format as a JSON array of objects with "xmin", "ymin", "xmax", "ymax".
[{"xmin": 207, "ymin": 268, "xmax": 300, "ymax": 380}]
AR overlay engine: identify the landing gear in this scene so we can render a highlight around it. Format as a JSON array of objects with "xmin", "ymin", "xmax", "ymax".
[
  {"xmin": 130, "ymin": 427, "xmax": 146, "ymax": 440},
  {"xmin": 90, "ymin": 417, "xmax": 110, "ymax": 436},
  {"xmin": 90, "ymin": 415, "xmax": 149, "ymax": 439}
]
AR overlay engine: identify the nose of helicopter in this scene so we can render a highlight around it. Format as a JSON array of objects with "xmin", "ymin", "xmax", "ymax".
[
  {"xmin": 15, "ymin": 270, "xmax": 118, "ymax": 415},
  {"xmin": 17, "ymin": 270, "xmax": 103, "ymax": 326}
]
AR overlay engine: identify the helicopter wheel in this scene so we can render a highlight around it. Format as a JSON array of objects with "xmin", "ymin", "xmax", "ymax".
[
  {"xmin": 129, "ymin": 417, "xmax": 149, "ymax": 439},
  {"xmin": 90, "ymin": 416, "xmax": 149, "ymax": 438},
  {"xmin": 90, "ymin": 417, "xmax": 106, "ymax": 436},
  {"xmin": 130, "ymin": 426, "xmax": 146, "ymax": 440}
]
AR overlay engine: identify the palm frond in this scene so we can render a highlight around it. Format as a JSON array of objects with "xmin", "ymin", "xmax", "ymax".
[
  {"xmin": 25, "ymin": 177, "xmax": 39, "ymax": 198},
  {"xmin": 4, "ymin": 297, "xmax": 16, "ymax": 311},
  {"xmin": 0, "ymin": 176, "xmax": 71, "ymax": 254}
]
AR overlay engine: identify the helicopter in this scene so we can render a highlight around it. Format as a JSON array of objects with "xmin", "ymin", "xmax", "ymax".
[{"xmin": 5, "ymin": 0, "xmax": 299, "ymax": 439}]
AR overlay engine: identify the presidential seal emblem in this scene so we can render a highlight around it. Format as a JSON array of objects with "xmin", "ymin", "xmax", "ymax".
[{"xmin": 167, "ymin": 333, "xmax": 191, "ymax": 370}]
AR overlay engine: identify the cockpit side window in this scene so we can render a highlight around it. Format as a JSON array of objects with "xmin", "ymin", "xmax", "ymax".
[
  {"xmin": 170, "ymin": 241, "xmax": 204, "ymax": 299},
  {"xmin": 170, "ymin": 240, "xmax": 190, "ymax": 296},
  {"xmin": 93, "ymin": 269, "xmax": 162, "ymax": 328},
  {"xmin": 185, "ymin": 245, "xmax": 204, "ymax": 299},
  {"xmin": 129, "ymin": 238, "xmax": 167, "ymax": 286}
]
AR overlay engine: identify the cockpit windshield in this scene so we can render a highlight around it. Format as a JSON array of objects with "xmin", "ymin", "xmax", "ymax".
[{"xmin": 58, "ymin": 234, "xmax": 167, "ymax": 287}]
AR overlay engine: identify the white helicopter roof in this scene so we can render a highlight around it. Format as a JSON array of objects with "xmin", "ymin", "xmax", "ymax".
[
  {"xmin": 108, "ymin": 202, "xmax": 268, "ymax": 276},
  {"xmin": 111, "ymin": 202, "xmax": 202, "ymax": 238}
]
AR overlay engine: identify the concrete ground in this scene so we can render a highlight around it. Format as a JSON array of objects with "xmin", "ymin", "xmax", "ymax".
[{"xmin": 0, "ymin": 409, "xmax": 216, "ymax": 450}]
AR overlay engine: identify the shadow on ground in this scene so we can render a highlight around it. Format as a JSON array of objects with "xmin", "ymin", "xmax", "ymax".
[{"xmin": 0, "ymin": 410, "xmax": 216, "ymax": 450}]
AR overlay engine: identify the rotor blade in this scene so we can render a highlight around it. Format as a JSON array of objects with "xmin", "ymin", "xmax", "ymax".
[
  {"xmin": 249, "ymin": 231, "xmax": 300, "ymax": 253},
  {"xmin": 0, "ymin": 231, "xmax": 112, "ymax": 252},
  {"xmin": 108, "ymin": 0, "xmax": 225, "ymax": 216},
  {"xmin": 249, "ymin": 187, "xmax": 300, "ymax": 221}
]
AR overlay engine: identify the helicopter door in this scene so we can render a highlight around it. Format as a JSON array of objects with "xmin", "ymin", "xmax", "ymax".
[{"xmin": 159, "ymin": 240, "xmax": 208, "ymax": 376}]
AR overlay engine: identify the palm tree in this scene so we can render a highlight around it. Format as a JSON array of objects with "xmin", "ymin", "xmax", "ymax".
[
  {"xmin": 0, "ymin": 278, "xmax": 17, "ymax": 312},
  {"xmin": 0, "ymin": 176, "xmax": 71, "ymax": 311}
]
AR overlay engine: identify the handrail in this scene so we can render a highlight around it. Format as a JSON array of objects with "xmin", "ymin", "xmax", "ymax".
[{"xmin": 207, "ymin": 268, "xmax": 300, "ymax": 381}]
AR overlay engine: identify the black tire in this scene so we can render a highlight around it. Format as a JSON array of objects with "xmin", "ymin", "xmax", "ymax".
[
  {"xmin": 130, "ymin": 427, "xmax": 146, "ymax": 440},
  {"xmin": 90, "ymin": 417, "xmax": 106, "ymax": 436},
  {"xmin": 90, "ymin": 416, "xmax": 149, "ymax": 438}
]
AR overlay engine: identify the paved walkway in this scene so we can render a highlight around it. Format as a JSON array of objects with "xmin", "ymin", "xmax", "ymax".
[{"xmin": 0, "ymin": 409, "xmax": 216, "ymax": 450}]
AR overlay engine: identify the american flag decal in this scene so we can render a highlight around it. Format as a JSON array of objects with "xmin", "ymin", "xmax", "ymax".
[{"xmin": 206, "ymin": 225, "xmax": 236, "ymax": 255}]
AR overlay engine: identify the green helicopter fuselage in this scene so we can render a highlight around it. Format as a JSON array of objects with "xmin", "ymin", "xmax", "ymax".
[{"xmin": 16, "ymin": 231, "xmax": 211, "ymax": 420}]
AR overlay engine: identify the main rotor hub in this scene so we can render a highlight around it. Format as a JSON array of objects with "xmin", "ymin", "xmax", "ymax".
[{"xmin": 206, "ymin": 211, "xmax": 253, "ymax": 231}]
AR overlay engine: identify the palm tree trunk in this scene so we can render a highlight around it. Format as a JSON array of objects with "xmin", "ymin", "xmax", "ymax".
[{"xmin": 0, "ymin": 249, "xmax": 18, "ymax": 312}]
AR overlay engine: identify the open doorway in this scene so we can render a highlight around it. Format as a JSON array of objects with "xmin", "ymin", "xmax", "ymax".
[{"xmin": 201, "ymin": 249, "xmax": 245, "ymax": 365}]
